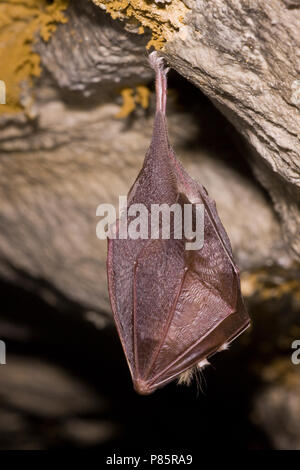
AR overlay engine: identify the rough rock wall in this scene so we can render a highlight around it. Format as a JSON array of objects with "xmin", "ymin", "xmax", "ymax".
[
  {"xmin": 164, "ymin": 0, "xmax": 300, "ymax": 259},
  {"xmin": 91, "ymin": 0, "xmax": 300, "ymax": 259}
]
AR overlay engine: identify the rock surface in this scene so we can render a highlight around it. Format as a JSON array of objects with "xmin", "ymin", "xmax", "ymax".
[{"xmin": 163, "ymin": 0, "xmax": 300, "ymax": 258}]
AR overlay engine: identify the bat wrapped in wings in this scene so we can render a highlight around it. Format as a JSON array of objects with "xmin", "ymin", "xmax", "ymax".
[{"xmin": 107, "ymin": 52, "xmax": 250, "ymax": 395}]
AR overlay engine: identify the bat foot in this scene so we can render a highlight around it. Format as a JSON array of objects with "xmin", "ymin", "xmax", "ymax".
[{"xmin": 148, "ymin": 51, "xmax": 167, "ymax": 74}]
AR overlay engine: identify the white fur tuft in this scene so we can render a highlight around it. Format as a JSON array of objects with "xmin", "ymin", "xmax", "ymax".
[
  {"xmin": 177, "ymin": 368, "xmax": 194, "ymax": 386},
  {"xmin": 197, "ymin": 359, "xmax": 210, "ymax": 370},
  {"xmin": 218, "ymin": 342, "xmax": 230, "ymax": 352}
]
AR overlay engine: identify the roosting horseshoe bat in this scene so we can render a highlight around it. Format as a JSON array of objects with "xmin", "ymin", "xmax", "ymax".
[{"xmin": 107, "ymin": 52, "xmax": 250, "ymax": 395}]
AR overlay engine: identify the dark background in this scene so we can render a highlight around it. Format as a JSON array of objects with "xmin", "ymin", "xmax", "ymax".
[{"xmin": 0, "ymin": 277, "xmax": 275, "ymax": 451}]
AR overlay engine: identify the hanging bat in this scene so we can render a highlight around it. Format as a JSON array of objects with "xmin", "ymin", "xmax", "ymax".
[{"xmin": 107, "ymin": 52, "xmax": 250, "ymax": 395}]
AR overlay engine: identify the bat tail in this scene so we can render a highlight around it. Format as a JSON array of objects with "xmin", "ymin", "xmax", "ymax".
[{"xmin": 149, "ymin": 51, "xmax": 169, "ymax": 116}]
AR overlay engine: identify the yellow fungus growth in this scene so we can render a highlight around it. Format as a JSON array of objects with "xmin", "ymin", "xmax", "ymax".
[
  {"xmin": 116, "ymin": 85, "xmax": 151, "ymax": 118},
  {"xmin": 0, "ymin": 0, "xmax": 69, "ymax": 114},
  {"xmin": 135, "ymin": 85, "xmax": 151, "ymax": 109},
  {"xmin": 115, "ymin": 88, "xmax": 136, "ymax": 118},
  {"xmin": 92, "ymin": 0, "xmax": 189, "ymax": 50}
]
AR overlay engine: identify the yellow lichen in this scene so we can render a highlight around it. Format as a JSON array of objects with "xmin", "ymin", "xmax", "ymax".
[
  {"xmin": 116, "ymin": 85, "xmax": 151, "ymax": 118},
  {"xmin": 0, "ymin": 0, "xmax": 69, "ymax": 114},
  {"xmin": 92, "ymin": 0, "xmax": 189, "ymax": 50},
  {"xmin": 115, "ymin": 88, "xmax": 136, "ymax": 118},
  {"xmin": 135, "ymin": 85, "xmax": 151, "ymax": 109}
]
